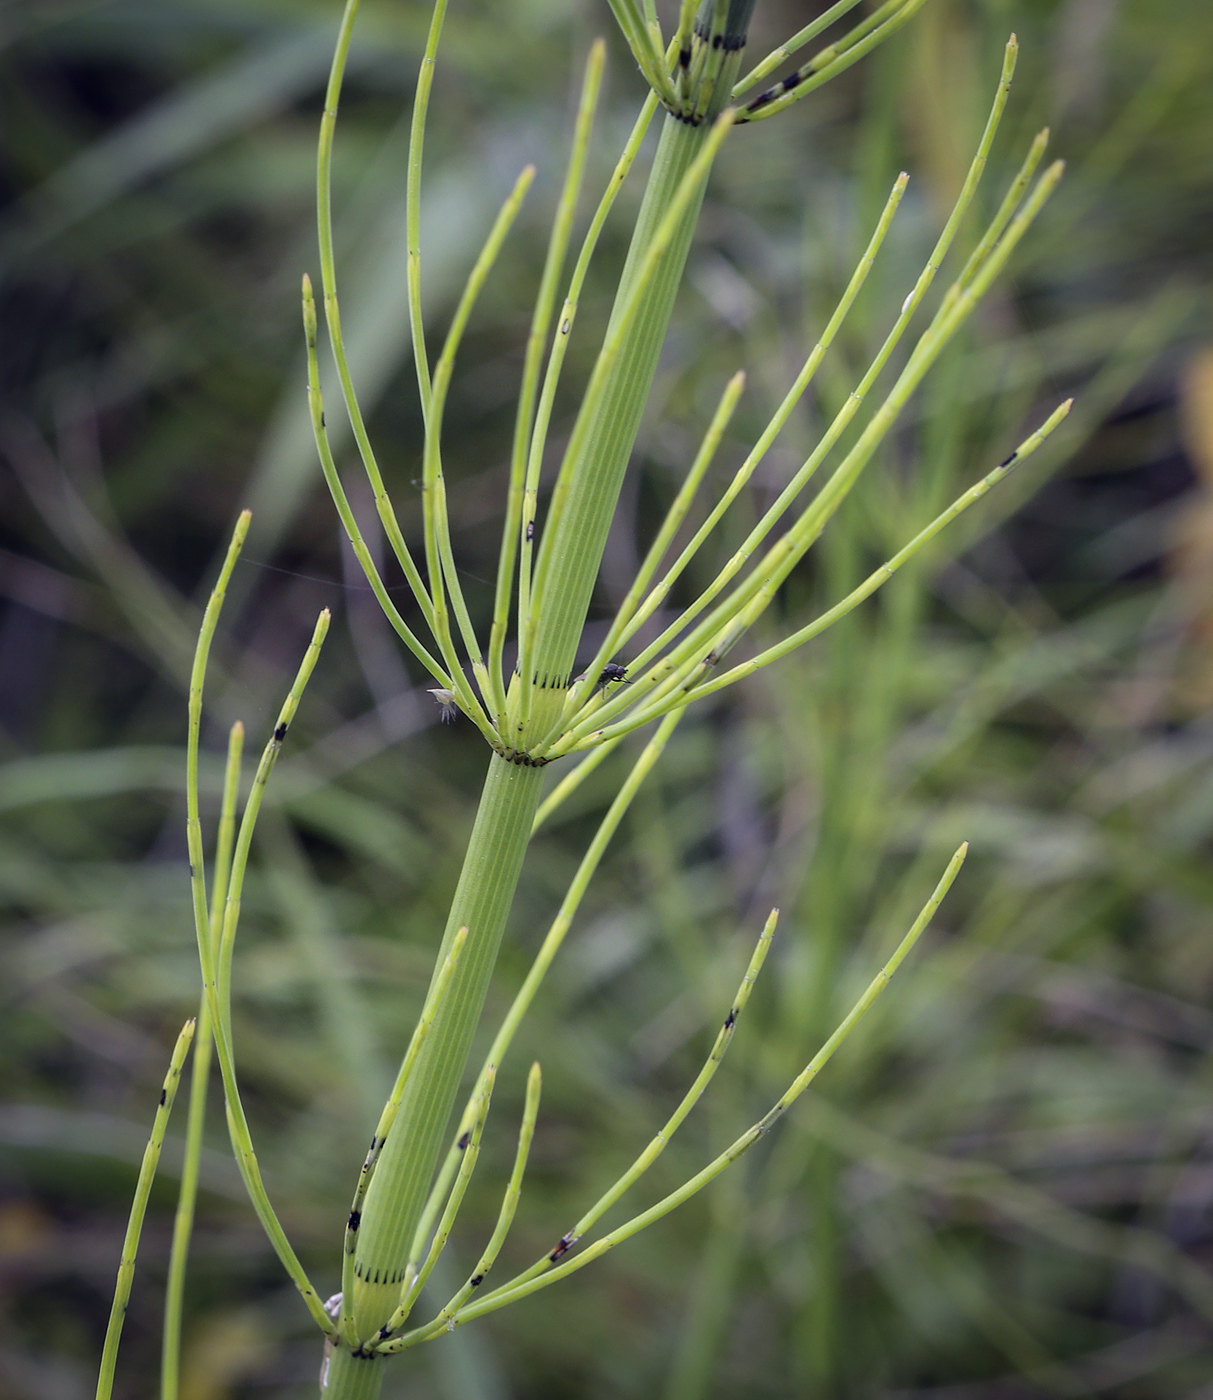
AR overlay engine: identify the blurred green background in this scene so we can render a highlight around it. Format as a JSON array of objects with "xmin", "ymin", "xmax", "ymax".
[{"xmin": 1, "ymin": 0, "xmax": 1212, "ymax": 1396}]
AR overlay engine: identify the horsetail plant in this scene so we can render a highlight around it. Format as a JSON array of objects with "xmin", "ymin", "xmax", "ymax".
[{"xmin": 95, "ymin": 1, "xmax": 1078, "ymax": 1397}]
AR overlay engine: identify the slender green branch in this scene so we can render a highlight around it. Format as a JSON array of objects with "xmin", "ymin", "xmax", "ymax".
[
  {"xmin": 532, "ymin": 737, "xmax": 625, "ymax": 832},
  {"xmin": 514, "ymin": 93, "xmax": 660, "ymax": 703},
  {"xmin": 578, "ymin": 399, "xmax": 1073, "ymax": 744},
  {"xmin": 199, "ymin": 611, "xmax": 337, "ymax": 1340},
  {"xmin": 563, "ymin": 150, "xmax": 1063, "ymax": 750},
  {"xmin": 593, "ymin": 167, "xmax": 908, "ymax": 694},
  {"xmin": 421, "ymin": 165, "xmax": 535, "ymax": 711},
  {"xmin": 407, "ymin": 0, "xmax": 449, "ymax": 423},
  {"xmin": 551, "ymin": 57, "xmax": 1040, "ymax": 753},
  {"xmin": 561, "ymin": 368, "xmax": 746, "ymax": 724},
  {"xmin": 316, "ymin": 0, "xmax": 437, "ymax": 628},
  {"xmin": 393, "ymin": 846, "xmax": 967, "ymax": 1339},
  {"xmin": 606, "ymin": 0, "xmax": 681, "ymax": 109},
  {"xmin": 621, "ymin": 38, "xmax": 1016, "ymax": 690},
  {"xmin": 688, "ymin": 401, "xmax": 1074, "ymax": 702},
  {"xmin": 490, "ymin": 41, "xmax": 606, "ymax": 727},
  {"xmin": 419, "ymin": 1061, "xmax": 543, "ymax": 1337},
  {"xmin": 957, "ymin": 126, "xmax": 1050, "ymax": 290},
  {"xmin": 186, "ymin": 512, "xmax": 249, "ymax": 982},
  {"xmin": 740, "ymin": 0, "xmax": 934, "ymax": 122},
  {"xmin": 161, "ymin": 722, "xmax": 243, "ymax": 1400},
  {"xmin": 448, "ymin": 909, "xmax": 777, "ymax": 1319},
  {"xmin": 302, "ymin": 276, "xmax": 464, "ymax": 702},
  {"xmin": 96, "ymin": 1020, "xmax": 195, "ymax": 1400},
  {"xmin": 732, "ymin": 0, "xmax": 865, "ymax": 97}
]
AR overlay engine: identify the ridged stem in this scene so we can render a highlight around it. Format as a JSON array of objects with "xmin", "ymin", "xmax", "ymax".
[
  {"xmin": 521, "ymin": 112, "xmax": 713, "ymax": 708},
  {"xmin": 322, "ymin": 1347, "xmax": 384, "ymax": 1400},
  {"xmin": 348, "ymin": 755, "xmax": 545, "ymax": 1338}
]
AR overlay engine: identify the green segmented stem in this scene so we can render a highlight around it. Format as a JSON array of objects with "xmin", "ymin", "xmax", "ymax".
[
  {"xmin": 338, "ymin": 925, "xmax": 469, "ymax": 1344},
  {"xmin": 96, "ymin": 1019, "xmax": 195, "ymax": 1400},
  {"xmin": 371, "ymin": 706, "xmax": 684, "ymax": 1350},
  {"xmin": 298, "ymin": 0, "xmax": 1067, "ymax": 1390},
  {"xmin": 322, "ymin": 1348, "xmax": 384, "ymax": 1400},
  {"xmin": 519, "ymin": 110, "xmax": 733, "ymax": 726},
  {"xmin": 490, "ymin": 41, "xmax": 606, "ymax": 728},
  {"xmin": 375, "ymin": 1070, "xmax": 496, "ymax": 1339},
  {"xmin": 514, "ymin": 91, "xmax": 660, "ymax": 719},
  {"xmin": 349, "ymin": 754, "xmax": 545, "ymax": 1337}
]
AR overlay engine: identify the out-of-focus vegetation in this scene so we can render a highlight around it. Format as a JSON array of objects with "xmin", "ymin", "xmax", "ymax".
[{"xmin": 1, "ymin": 0, "xmax": 1211, "ymax": 1396}]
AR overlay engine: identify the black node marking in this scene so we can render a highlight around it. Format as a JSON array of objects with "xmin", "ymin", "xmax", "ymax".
[
  {"xmin": 274, "ymin": 721, "xmax": 288, "ymax": 742},
  {"xmin": 724, "ymin": 32, "xmax": 746, "ymax": 50},
  {"xmin": 747, "ymin": 90, "xmax": 774, "ymax": 112},
  {"xmin": 457, "ymin": 1130, "xmax": 471, "ymax": 1150},
  {"xmin": 470, "ymin": 1273, "xmax": 484, "ymax": 1287},
  {"xmin": 525, "ymin": 520, "xmax": 535, "ymax": 541},
  {"xmin": 712, "ymin": 32, "xmax": 723, "ymax": 48},
  {"xmin": 549, "ymin": 1233, "xmax": 575, "ymax": 1262},
  {"xmin": 679, "ymin": 46, "xmax": 691, "ymax": 68},
  {"xmin": 159, "ymin": 1088, "xmax": 167, "ymax": 1106},
  {"xmin": 999, "ymin": 451, "xmax": 1017, "ymax": 468},
  {"xmin": 348, "ymin": 1210, "xmax": 361, "ymax": 1231},
  {"xmin": 782, "ymin": 71, "xmax": 803, "ymax": 92},
  {"xmin": 321, "ymin": 411, "xmax": 326, "ymax": 427},
  {"xmin": 724, "ymin": 1008, "xmax": 737, "ymax": 1030}
]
